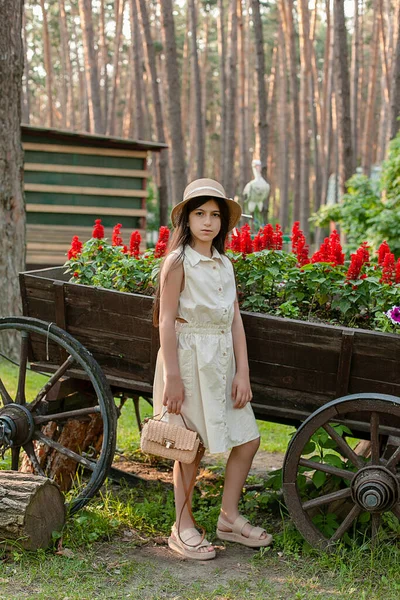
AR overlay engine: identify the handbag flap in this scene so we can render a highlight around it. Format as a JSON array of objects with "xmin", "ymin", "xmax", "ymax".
[{"xmin": 144, "ymin": 419, "xmax": 198, "ymax": 451}]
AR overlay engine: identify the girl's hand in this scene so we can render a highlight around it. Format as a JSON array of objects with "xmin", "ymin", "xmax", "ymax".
[
  {"xmin": 232, "ymin": 372, "xmax": 253, "ymax": 409},
  {"xmin": 163, "ymin": 374, "xmax": 185, "ymax": 414}
]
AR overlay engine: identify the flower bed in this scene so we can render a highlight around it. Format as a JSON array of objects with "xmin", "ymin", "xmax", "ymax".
[{"xmin": 64, "ymin": 220, "xmax": 400, "ymax": 334}]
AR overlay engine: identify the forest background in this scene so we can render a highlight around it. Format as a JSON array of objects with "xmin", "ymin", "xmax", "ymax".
[{"xmin": 22, "ymin": 0, "xmax": 400, "ymax": 240}]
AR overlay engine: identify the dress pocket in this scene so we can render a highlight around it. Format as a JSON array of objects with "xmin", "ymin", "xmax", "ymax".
[{"xmin": 178, "ymin": 348, "xmax": 193, "ymax": 398}]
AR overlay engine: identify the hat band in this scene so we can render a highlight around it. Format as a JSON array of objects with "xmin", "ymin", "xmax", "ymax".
[{"xmin": 183, "ymin": 185, "xmax": 226, "ymax": 201}]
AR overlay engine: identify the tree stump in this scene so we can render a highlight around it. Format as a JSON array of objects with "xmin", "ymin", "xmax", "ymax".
[{"xmin": 0, "ymin": 472, "xmax": 65, "ymax": 550}]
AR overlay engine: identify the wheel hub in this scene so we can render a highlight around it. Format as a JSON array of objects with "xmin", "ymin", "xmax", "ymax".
[
  {"xmin": 351, "ymin": 466, "xmax": 399, "ymax": 512},
  {"xmin": 0, "ymin": 405, "xmax": 35, "ymax": 452}
]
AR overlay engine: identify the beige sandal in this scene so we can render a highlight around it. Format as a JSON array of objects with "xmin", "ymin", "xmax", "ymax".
[
  {"xmin": 216, "ymin": 515, "xmax": 273, "ymax": 548},
  {"xmin": 168, "ymin": 525, "xmax": 216, "ymax": 561}
]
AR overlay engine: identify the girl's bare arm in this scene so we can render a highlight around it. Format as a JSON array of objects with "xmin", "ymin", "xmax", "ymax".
[
  {"xmin": 231, "ymin": 299, "xmax": 253, "ymax": 408},
  {"xmin": 159, "ymin": 254, "xmax": 185, "ymax": 414}
]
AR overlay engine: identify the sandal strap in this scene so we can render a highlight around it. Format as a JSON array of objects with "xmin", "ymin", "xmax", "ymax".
[
  {"xmin": 173, "ymin": 526, "xmax": 211, "ymax": 550},
  {"xmin": 232, "ymin": 515, "xmax": 250, "ymax": 535}
]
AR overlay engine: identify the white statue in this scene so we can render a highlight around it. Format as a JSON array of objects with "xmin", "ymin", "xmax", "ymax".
[{"xmin": 243, "ymin": 159, "xmax": 270, "ymax": 229}]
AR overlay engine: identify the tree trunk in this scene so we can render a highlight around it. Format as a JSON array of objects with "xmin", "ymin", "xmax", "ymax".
[
  {"xmin": 100, "ymin": 0, "xmax": 109, "ymax": 129},
  {"xmin": 107, "ymin": 0, "xmax": 125, "ymax": 136},
  {"xmin": 160, "ymin": 0, "xmax": 187, "ymax": 203},
  {"xmin": 188, "ymin": 0, "xmax": 205, "ymax": 178},
  {"xmin": 138, "ymin": 0, "xmax": 169, "ymax": 224},
  {"xmin": 22, "ymin": 9, "xmax": 30, "ymax": 124},
  {"xmin": 238, "ymin": 0, "xmax": 250, "ymax": 202},
  {"xmin": 309, "ymin": 4, "xmax": 322, "ymax": 213},
  {"xmin": 0, "ymin": 472, "xmax": 65, "ymax": 550},
  {"xmin": 0, "ymin": 0, "xmax": 25, "ymax": 358},
  {"xmin": 40, "ymin": 0, "xmax": 54, "ymax": 127},
  {"xmin": 218, "ymin": 0, "xmax": 228, "ymax": 181},
  {"xmin": 251, "ymin": 0, "xmax": 268, "ymax": 216},
  {"xmin": 280, "ymin": 0, "xmax": 301, "ymax": 223},
  {"xmin": 78, "ymin": 0, "xmax": 104, "ymax": 133},
  {"xmin": 361, "ymin": 7, "xmax": 379, "ymax": 175},
  {"xmin": 278, "ymin": 20, "xmax": 289, "ymax": 230},
  {"xmin": 334, "ymin": 0, "xmax": 354, "ymax": 194},
  {"xmin": 350, "ymin": 0, "xmax": 359, "ymax": 169},
  {"xmin": 390, "ymin": 8, "xmax": 400, "ymax": 140},
  {"xmin": 298, "ymin": 0, "xmax": 311, "ymax": 240},
  {"xmin": 223, "ymin": 0, "xmax": 238, "ymax": 198}
]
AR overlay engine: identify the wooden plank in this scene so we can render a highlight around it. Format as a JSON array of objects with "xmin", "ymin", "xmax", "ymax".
[
  {"xmin": 24, "ymin": 163, "xmax": 149, "ymax": 178},
  {"xmin": 24, "ymin": 184, "xmax": 148, "ymax": 198},
  {"xmin": 27, "ymin": 243, "xmax": 68, "ymax": 252},
  {"xmin": 27, "ymin": 224, "xmax": 146, "ymax": 244},
  {"xmin": 335, "ymin": 331, "xmax": 354, "ymax": 397},
  {"xmin": 63, "ymin": 284, "xmax": 153, "ymax": 319},
  {"xmin": 26, "ymin": 204, "xmax": 147, "ymax": 217},
  {"xmin": 26, "ymin": 254, "xmax": 66, "ymax": 266},
  {"xmin": 250, "ymin": 359, "xmax": 337, "ymax": 395},
  {"xmin": 23, "ymin": 143, "xmax": 148, "ymax": 159},
  {"xmin": 246, "ymin": 336, "xmax": 339, "ymax": 372}
]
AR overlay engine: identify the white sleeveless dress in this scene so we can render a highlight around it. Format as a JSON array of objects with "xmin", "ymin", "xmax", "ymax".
[{"xmin": 152, "ymin": 245, "xmax": 260, "ymax": 454}]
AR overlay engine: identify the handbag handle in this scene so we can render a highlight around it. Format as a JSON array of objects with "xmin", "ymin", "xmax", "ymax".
[{"xmin": 152, "ymin": 410, "xmax": 192, "ymax": 431}]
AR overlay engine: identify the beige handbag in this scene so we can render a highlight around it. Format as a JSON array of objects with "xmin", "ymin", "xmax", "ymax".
[
  {"xmin": 140, "ymin": 412, "xmax": 206, "ymax": 548},
  {"xmin": 140, "ymin": 413, "xmax": 203, "ymax": 464}
]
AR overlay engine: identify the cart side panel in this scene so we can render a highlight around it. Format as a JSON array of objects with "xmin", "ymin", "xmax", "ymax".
[{"xmin": 20, "ymin": 270, "xmax": 159, "ymax": 386}]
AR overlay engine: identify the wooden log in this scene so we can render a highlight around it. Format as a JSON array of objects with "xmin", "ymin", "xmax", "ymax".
[{"xmin": 0, "ymin": 472, "xmax": 65, "ymax": 550}]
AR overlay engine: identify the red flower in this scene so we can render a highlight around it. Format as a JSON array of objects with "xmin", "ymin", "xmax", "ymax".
[
  {"xmin": 358, "ymin": 241, "xmax": 370, "ymax": 266},
  {"xmin": 311, "ymin": 237, "xmax": 331, "ymax": 263},
  {"xmin": 291, "ymin": 221, "xmax": 302, "ymax": 253},
  {"xmin": 129, "ymin": 231, "xmax": 141, "ymax": 258},
  {"xmin": 262, "ymin": 224, "xmax": 275, "ymax": 250},
  {"xmin": 396, "ymin": 258, "xmax": 400, "ymax": 284},
  {"xmin": 253, "ymin": 230, "xmax": 263, "ymax": 252},
  {"xmin": 378, "ymin": 240, "xmax": 391, "ymax": 266},
  {"xmin": 98, "ymin": 245, "xmax": 103, "ymax": 251},
  {"xmin": 112, "ymin": 223, "xmax": 123, "ymax": 246},
  {"xmin": 329, "ymin": 230, "xmax": 344, "ymax": 265},
  {"xmin": 67, "ymin": 235, "xmax": 83, "ymax": 259},
  {"xmin": 346, "ymin": 252, "xmax": 364, "ymax": 281},
  {"xmin": 240, "ymin": 224, "xmax": 253, "ymax": 256},
  {"xmin": 92, "ymin": 219, "xmax": 104, "ymax": 239},
  {"xmin": 154, "ymin": 226, "xmax": 170, "ymax": 258},
  {"xmin": 380, "ymin": 252, "xmax": 395, "ymax": 284},
  {"xmin": 273, "ymin": 224, "xmax": 283, "ymax": 250},
  {"xmin": 296, "ymin": 236, "xmax": 310, "ymax": 267},
  {"xmin": 229, "ymin": 229, "xmax": 241, "ymax": 252},
  {"xmin": 73, "ymin": 272, "xmax": 79, "ymax": 278}
]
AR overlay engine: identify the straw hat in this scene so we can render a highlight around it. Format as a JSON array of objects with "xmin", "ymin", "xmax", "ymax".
[{"xmin": 170, "ymin": 178, "xmax": 242, "ymax": 231}]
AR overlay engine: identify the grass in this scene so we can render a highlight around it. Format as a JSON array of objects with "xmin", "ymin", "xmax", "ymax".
[{"xmin": 2, "ymin": 357, "xmax": 400, "ymax": 599}]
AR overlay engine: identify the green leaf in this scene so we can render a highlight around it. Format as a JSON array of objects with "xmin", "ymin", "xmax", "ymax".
[{"xmin": 312, "ymin": 470, "xmax": 327, "ymax": 489}]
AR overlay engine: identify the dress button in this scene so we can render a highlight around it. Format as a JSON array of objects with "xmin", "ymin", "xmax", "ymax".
[
  {"xmin": 223, "ymin": 352, "xmax": 227, "ymax": 356},
  {"xmin": 221, "ymin": 330, "xmax": 225, "ymax": 334},
  {"xmin": 213, "ymin": 266, "xmax": 217, "ymax": 270},
  {"xmin": 218, "ymin": 287, "xmax": 222, "ymax": 292}
]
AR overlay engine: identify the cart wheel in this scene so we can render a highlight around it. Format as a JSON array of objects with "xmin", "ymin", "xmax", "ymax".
[
  {"xmin": 0, "ymin": 317, "xmax": 117, "ymax": 515},
  {"xmin": 283, "ymin": 393, "xmax": 400, "ymax": 549}
]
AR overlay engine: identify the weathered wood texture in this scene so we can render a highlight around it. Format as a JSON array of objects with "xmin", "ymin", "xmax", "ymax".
[
  {"xmin": 20, "ymin": 267, "xmax": 400, "ymax": 426},
  {"xmin": 0, "ymin": 472, "xmax": 65, "ymax": 550}
]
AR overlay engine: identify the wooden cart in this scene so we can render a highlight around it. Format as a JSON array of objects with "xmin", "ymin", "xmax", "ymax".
[{"xmin": 0, "ymin": 264, "xmax": 400, "ymax": 549}]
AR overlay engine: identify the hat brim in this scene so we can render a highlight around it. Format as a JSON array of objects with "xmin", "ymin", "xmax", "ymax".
[{"xmin": 171, "ymin": 194, "xmax": 242, "ymax": 232}]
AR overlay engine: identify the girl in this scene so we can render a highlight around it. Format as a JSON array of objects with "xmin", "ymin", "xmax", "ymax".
[{"xmin": 153, "ymin": 178, "xmax": 272, "ymax": 560}]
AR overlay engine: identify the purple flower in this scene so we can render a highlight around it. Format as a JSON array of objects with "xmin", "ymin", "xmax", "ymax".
[{"xmin": 386, "ymin": 306, "xmax": 400, "ymax": 325}]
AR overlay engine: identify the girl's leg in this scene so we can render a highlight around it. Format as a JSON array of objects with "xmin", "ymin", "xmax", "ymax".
[
  {"xmin": 172, "ymin": 459, "xmax": 215, "ymax": 553},
  {"xmin": 219, "ymin": 437, "xmax": 268, "ymax": 539}
]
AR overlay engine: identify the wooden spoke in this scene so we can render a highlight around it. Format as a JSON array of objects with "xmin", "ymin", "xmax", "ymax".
[
  {"xmin": 11, "ymin": 447, "xmax": 20, "ymax": 471},
  {"xmin": 370, "ymin": 412, "xmax": 380, "ymax": 465},
  {"xmin": 323, "ymin": 423, "xmax": 364, "ymax": 469},
  {"xmin": 0, "ymin": 378, "xmax": 13, "ymax": 406},
  {"xmin": 28, "ymin": 355, "xmax": 75, "ymax": 412},
  {"xmin": 371, "ymin": 513, "xmax": 380, "ymax": 543},
  {"xmin": 23, "ymin": 441, "xmax": 45, "ymax": 477},
  {"xmin": 34, "ymin": 431, "xmax": 96, "ymax": 471},
  {"xmin": 34, "ymin": 405, "xmax": 101, "ymax": 425},
  {"xmin": 15, "ymin": 332, "xmax": 29, "ymax": 406},
  {"xmin": 302, "ymin": 487, "xmax": 352, "ymax": 511},
  {"xmin": 299, "ymin": 458, "xmax": 355, "ymax": 480},
  {"xmin": 385, "ymin": 445, "xmax": 400, "ymax": 472},
  {"xmin": 329, "ymin": 504, "xmax": 361, "ymax": 543}
]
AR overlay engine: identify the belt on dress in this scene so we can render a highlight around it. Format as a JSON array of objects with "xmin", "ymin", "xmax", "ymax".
[{"xmin": 175, "ymin": 322, "xmax": 231, "ymax": 335}]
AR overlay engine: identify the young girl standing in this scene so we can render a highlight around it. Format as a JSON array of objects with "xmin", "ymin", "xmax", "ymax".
[{"xmin": 153, "ymin": 178, "xmax": 272, "ymax": 560}]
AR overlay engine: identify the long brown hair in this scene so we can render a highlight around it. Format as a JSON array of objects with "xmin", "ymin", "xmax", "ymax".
[{"xmin": 153, "ymin": 196, "xmax": 230, "ymax": 326}]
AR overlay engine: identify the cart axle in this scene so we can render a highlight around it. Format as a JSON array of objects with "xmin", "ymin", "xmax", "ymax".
[{"xmin": 352, "ymin": 466, "xmax": 399, "ymax": 512}]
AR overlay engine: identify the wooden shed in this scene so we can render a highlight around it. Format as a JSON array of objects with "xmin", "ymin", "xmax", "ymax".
[{"xmin": 21, "ymin": 125, "xmax": 167, "ymax": 268}]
